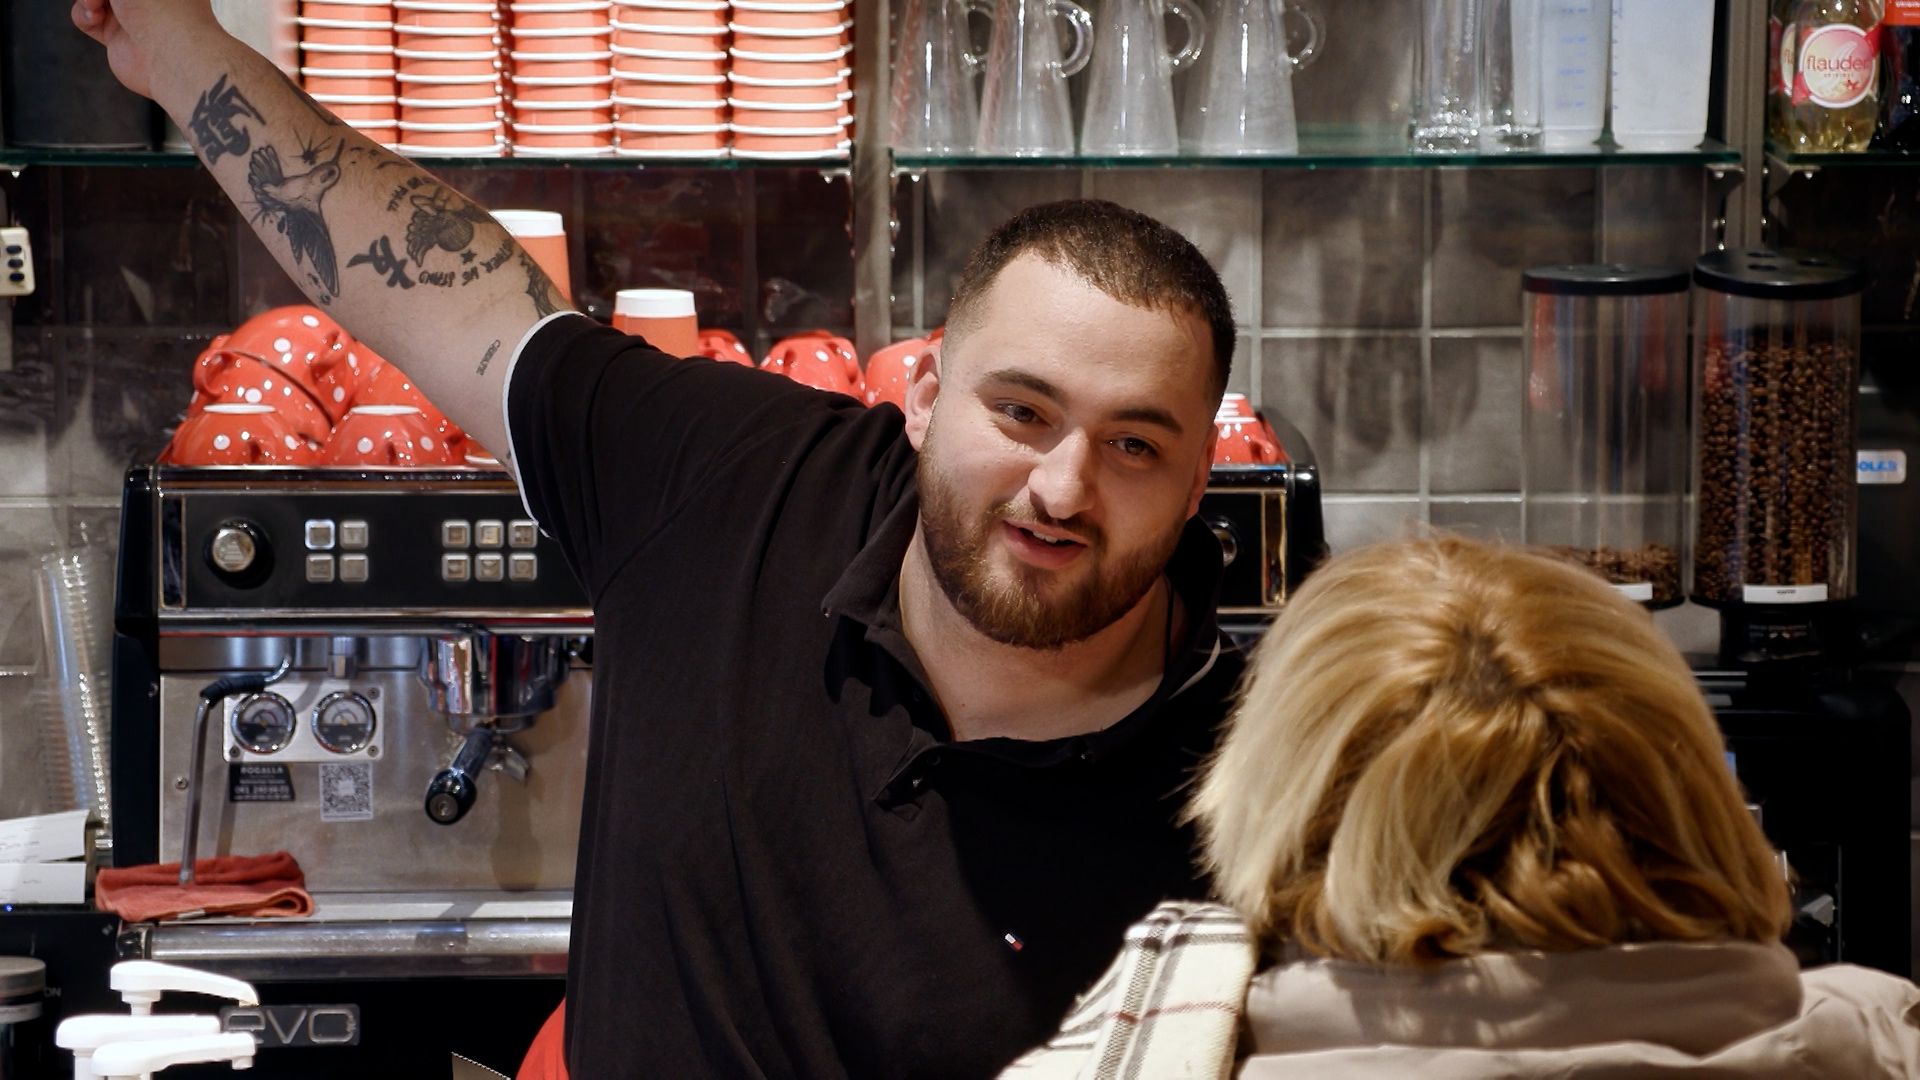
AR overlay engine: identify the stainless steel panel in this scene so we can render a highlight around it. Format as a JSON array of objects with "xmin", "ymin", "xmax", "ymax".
[{"xmin": 159, "ymin": 666, "xmax": 589, "ymax": 895}]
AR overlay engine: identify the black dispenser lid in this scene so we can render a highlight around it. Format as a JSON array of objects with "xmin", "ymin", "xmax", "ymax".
[
  {"xmin": 1692, "ymin": 248, "xmax": 1863, "ymax": 300},
  {"xmin": 0, "ymin": 956, "xmax": 46, "ymax": 1002},
  {"xmin": 1522, "ymin": 263, "xmax": 1690, "ymax": 296}
]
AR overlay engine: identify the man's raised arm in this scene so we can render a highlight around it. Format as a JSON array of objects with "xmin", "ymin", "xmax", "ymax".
[{"xmin": 72, "ymin": 0, "xmax": 570, "ymax": 465}]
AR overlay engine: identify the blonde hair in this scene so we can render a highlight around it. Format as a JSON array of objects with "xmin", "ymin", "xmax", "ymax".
[{"xmin": 1191, "ymin": 534, "xmax": 1791, "ymax": 966}]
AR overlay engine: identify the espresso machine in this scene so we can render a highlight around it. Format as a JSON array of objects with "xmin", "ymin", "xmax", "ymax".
[
  {"xmin": 108, "ymin": 464, "xmax": 592, "ymax": 1074},
  {"xmin": 1201, "ymin": 414, "xmax": 1328, "ymax": 634}
]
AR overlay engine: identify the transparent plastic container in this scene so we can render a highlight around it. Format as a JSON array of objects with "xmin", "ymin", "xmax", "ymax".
[
  {"xmin": 1689, "ymin": 249, "xmax": 1863, "ymax": 607},
  {"xmin": 1521, "ymin": 264, "xmax": 1690, "ymax": 607}
]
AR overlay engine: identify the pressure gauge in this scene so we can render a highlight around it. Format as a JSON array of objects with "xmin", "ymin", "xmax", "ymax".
[
  {"xmin": 231, "ymin": 692, "xmax": 297, "ymax": 755},
  {"xmin": 311, "ymin": 691, "xmax": 378, "ymax": 754}
]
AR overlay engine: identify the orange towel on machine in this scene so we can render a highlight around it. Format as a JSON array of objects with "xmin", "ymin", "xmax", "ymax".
[{"xmin": 95, "ymin": 851, "xmax": 315, "ymax": 923}]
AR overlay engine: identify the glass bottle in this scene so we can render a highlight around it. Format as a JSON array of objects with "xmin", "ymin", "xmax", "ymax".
[
  {"xmin": 1787, "ymin": 0, "xmax": 1884, "ymax": 152},
  {"xmin": 1770, "ymin": 0, "xmax": 1797, "ymax": 143}
]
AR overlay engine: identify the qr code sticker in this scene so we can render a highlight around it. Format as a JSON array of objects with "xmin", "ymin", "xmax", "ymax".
[{"xmin": 319, "ymin": 762, "xmax": 374, "ymax": 822}]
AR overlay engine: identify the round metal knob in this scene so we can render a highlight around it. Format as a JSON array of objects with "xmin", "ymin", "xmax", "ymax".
[{"xmin": 209, "ymin": 524, "xmax": 259, "ymax": 574}]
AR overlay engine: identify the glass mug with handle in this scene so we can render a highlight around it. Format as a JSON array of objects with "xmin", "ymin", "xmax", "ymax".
[
  {"xmin": 890, "ymin": 0, "xmax": 994, "ymax": 155},
  {"xmin": 1080, "ymin": 0, "xmax": 1206, "ymax": 156},
  {"xmin": 1180, "ymin": 0, "xmax": 1323, "ymax": 156},
  {"xmin": 976, "ymin": 0, "xmax": 1094, "ymax": 156}
]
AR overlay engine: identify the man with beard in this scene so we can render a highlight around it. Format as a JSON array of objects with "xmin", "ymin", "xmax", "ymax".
[{"xmin": 75, "ymin": 4, "xmax": 1242, "ymax": 1074}]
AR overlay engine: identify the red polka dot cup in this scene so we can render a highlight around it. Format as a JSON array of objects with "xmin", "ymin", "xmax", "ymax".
[
  {"xmin": 163, "ymin": 404, "xmax": 317, "ymax": 466},
  {"xmin": 321, "ymin": 405, "xmax": 461, "ymax": 466}
]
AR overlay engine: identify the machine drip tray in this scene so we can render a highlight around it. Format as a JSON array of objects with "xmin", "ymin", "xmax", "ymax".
[{"xmin": 122, "ymin": 891, "xmax": 572, "ymax": 982}]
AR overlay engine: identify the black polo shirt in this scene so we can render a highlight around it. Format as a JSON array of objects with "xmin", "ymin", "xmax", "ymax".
[{"xmin": 506, "ymin": 315, "xmax": 1244, "ymax": 1078}]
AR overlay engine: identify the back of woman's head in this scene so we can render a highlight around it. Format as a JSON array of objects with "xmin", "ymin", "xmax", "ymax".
[{"xmin": 1192, "ymin": 534, "xmax": 1790, "ymax": 965}]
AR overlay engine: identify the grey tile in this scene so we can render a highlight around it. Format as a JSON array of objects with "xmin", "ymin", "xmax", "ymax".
[
  {"xmin": 53, "ymin": 166, "xmax": 238, "ymax": 327},
  {"xmin": 917, "ymin": 170, "xmax": 1083, "ymax": 327},
  {"xmin": 57, "ymin": 329, "xmax": 209, "ymax": 498},
  {"xmin": 1597, "ymin": 167, "xmax": 1708, "ymax": 268},
  {"xmin": 1228, "ymin": 333, "xmax": 1253, "ymax": 399},
  {"xmin": 0, "ymin": 327, "xmax": 58, "ymax": 497},
  {"xmin": 1772, "ymin": 168, "xmax": 1920, "ymax": 327},
  {"xmin": 1430, "ymin": 336, "xmax": 1523, "ymax": 493},
  {"xmin": 1321, "ymin": 497, "xmax": 1424, "ymax": 554},
  {"xmin": 1279, "ymin": 0, "xmax": 1418, "ymax": 131},
  {"xmin": 1261, "ymin": 169, "xmax": 1423, "ymax": 329},
  {"xmin": 1429, "ymin": 497, "xmax": 1522, "ymax": 542},
  {"xmin": 1085, "ymin": 170, "xmax": 1260, "ymax": 329},
  {"xmin": 1433, "ymin": 170, "xmax": 1595, "ymax": 328},
  {"xmin": 1260, "ymin": 335, "xmax": 1421, "ymax": 493}
]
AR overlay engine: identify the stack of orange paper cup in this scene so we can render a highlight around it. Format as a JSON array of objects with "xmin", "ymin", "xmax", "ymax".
[
  {"xmin": 506, "ymin": 1, "xmax": 616, "ymax": 155},
  {"xmin": 726, "ymin": 0, "xmax": 851, "ymax": 158},
  {"xmin": 610, "ymin": 0, "xmax": 731, "ymax": 158},
  {"xmin": 300, "ymin": 1, "xmax": 400, "ymax": 145},
  {"xmin": 393, "ymin": 0, "xmax": 506, "ymax": 155}
]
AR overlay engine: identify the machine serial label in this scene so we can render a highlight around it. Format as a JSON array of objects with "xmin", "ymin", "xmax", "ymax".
[
  {"xmin": 228, "ymin": 763, "xmax": 295, "ymax": 803},
  {"xmin": 319, "ymin": 762, "xmax": 375, "ymax": 822}
]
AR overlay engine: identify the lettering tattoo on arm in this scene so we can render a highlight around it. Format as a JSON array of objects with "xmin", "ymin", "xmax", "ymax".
[
  {"xmin": 246, "ymin": 131, "xmax": 345, "ymax": 300},
  {"xmin": 476, "ymin": 338, "xmax": 502, "ymax": 376},
  {"xmin": 187, "ymin": 74, "xmax": 265, "ymax": 165}
]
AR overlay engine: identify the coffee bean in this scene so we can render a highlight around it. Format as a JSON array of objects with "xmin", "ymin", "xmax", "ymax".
[
  {"xmin": 1694, "ymin": 340, "xmax": 1854, "ymax": 603},
  {"xmin": 1550, "ymin": 544, "xmax": 1682, "ymax": 605}
]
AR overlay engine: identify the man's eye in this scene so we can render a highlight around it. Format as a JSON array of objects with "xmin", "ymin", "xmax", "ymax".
[
  {"xmin": 1115, "ymin": 437, "xmax": 1157, "ymax": 458},
  {"xmin": 998, "ymin": 403, "xmax": 1039, "ymax": 424}
]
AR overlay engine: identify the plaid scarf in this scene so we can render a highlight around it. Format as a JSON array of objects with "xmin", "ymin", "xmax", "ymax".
[{"xmin": 999, "ymin": 901, "xmax": 1257, "ymax": 1080}]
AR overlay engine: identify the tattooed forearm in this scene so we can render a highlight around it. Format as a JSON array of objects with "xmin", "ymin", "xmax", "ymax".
[
  {"xmin": 476, "ymin": 339, "xmax": 502, "ymax": 376},
  {"xmin": 246, "ymin": 132, "xmax": 345, "ymax": 299},
  {"xmin": 188, "ymin": 74, "xmax": 264, "ymax": 165},
  {"xmin": 519, "ymin": 251, "xmax": 564, "ymax": 318}
]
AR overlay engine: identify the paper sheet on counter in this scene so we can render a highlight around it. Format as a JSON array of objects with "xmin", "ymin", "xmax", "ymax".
[
  {"xmin": 0, "ymin": 809, "xmax": 89, "ymax": 863},
  {"xmin": 0, "ymin": 861, "xmax": 87, "ymax": 904}
]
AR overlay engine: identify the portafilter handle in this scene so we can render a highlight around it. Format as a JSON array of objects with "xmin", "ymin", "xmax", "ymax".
[
  {"xmin": 180, "ymin": 656, "xmax": 292, "ymax": 886},
  {"xmin": 424, "ymin": 727, "xmax": 497, "ymax": 826}
]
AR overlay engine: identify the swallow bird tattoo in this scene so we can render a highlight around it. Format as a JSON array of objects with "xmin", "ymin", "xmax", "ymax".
[{"xmin": 248, "ymin": 136, "xmax": 345, "ymax": 297}]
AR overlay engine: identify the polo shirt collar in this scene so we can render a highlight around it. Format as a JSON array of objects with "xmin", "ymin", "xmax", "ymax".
[{"xmin": 820, "ymin": 479, "xmax": 1230, "ymax": 770}]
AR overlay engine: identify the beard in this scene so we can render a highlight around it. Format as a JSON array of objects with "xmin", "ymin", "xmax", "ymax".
[{"xmin": 916, "ymin": 434, "xmax": 1182, "ymax": 651}]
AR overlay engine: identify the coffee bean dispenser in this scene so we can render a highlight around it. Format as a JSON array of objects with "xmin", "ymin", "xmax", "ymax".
[
  {"xmin": 1688, "ymin": 249, "xmax": 1864, "ymax": 662},
  {"xmin": 1520, "ymin": 265, "xmax": 1691, "ymax": 607}
]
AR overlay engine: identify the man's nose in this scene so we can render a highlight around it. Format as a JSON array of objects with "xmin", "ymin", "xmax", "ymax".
[{"xmin": 1028, "ymin": 432, "xmax": 1096, "ymax": 523}]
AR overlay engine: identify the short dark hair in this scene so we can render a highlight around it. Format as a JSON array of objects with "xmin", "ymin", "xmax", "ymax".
[{"xmin": 945, "ymin": 199, "xmax": 1235, "ymax": 399}]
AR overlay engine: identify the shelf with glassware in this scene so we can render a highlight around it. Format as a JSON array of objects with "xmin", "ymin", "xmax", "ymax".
[
  {"xmin": 0, "ymin": 146, "xmax": 853, "ymax": 172},
  {"xmin": 891, "ymin": 0, "xmax": 1724, "ymax": 173}
]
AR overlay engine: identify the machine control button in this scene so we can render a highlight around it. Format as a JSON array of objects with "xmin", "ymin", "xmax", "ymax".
[
  {"xmin": 475, "ymin": 520, "xmax": 505, "ymax": 548},
  {"xmin": 232, "ymin": 693, "xmax": 298, "ymax": 755},
  {"xmin": 339, "ymin": 553, "xmax": 370, "ymax": 583},
  {"xmin": 508, "ymin": 520, "xmax": 539, "ymax": 549},
  {"xmin": 338, "ymin": 520, "xmax": 369, "ymax": 549},
  {"xmin": 475, "ymin": 553, "xmax": 505, "ymax": 582},
  {"xmin": 305, "ymin": 554, "xmax": 336, "ymax": 583},
  {"xmin": 209, "ymin": 523, "xmax": 261, "ymax": 575},
  {"xmin": 441, "ymin": 554, "xmax": 471, "ymax": 582},
  {"xmin": 304, "ymin": 520, "xmax": 336, "ymax": 551},
  {"xmin": 508, "ymin": 553, "xmax": 538, "ymax": 581},
  {"xmin": 441, "ymin": 520, "xmax": 471, "ymax": 548},
  {"xmin": 312, "ymin": 691, "xmax": 378, "ymax": 754}
]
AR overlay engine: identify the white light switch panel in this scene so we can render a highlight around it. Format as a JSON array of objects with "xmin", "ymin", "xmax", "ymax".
[{"xmin": 0, "ymin": 227, "xmax": 34, "ymax": 297}]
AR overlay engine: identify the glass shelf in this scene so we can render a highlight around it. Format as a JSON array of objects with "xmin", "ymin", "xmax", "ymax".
[
  {"xmin": 1767, "ymin": 141, "xmax": 1920, "ymax": 170},
  {"xmin": 0, "ymin": 146, "xmax": 852, "ymax": 171},
  {"xmin": 895, "ymin": 130, "xmax": 1739, "ymax": 171}
]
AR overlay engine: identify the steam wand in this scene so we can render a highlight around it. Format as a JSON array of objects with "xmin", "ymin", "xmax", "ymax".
[{"xmin": 179, "ymin": 654, "xmax": 293, "ymax": 886}]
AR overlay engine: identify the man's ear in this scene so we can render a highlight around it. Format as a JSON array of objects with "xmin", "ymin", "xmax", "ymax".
[
  {"xmin": 903, "ymin": 345, "xmax": 942, "ymax": 451},
  {"xmin": 1186, "ymin": 426, "xmax": 1216, "ymax": 519}
]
